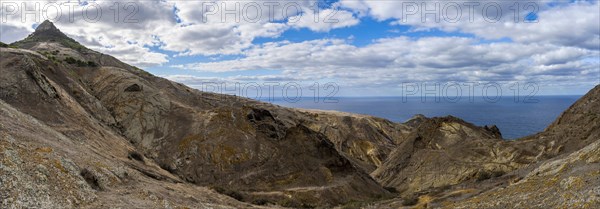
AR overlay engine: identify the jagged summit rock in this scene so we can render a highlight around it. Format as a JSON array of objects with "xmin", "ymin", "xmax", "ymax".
[
  {"xmin": 12, "ymin": 20, "xmax": 87, "ymax": 51},
  {"xmin": 405, "ymin": 114, "xmax": 428, "ymax": 128},
  {"xmin": 34, "ymin": 20, "xmax": 62, "ymax": 34},
  {"xmin": 9, "ymin": 20, "xmax": 136, "ymax": 70},
  {"xmin": 29, "ymin": 20, "xmax": 74, "ymax": 42}
]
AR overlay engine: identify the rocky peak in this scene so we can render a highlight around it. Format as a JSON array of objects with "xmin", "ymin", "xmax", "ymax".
[
  {"xmin": 12, "ymin": 20, "xmax": 86, "ymax": 51},
  {"xmin": 405, "ymin": 114, "xmax": 427, "ymax": 128},
  {"xmin": 35, "ymin": 20, "xmax": 59, "ymax": 32},
  {"xmin": 30, "ymin": 20, "xmax": 70, "ymax": 40}
]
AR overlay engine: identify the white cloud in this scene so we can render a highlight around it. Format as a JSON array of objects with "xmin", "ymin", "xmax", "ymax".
[
  {"xmin": 1, "ymin": 0, "xmax": 176, "ymax": 66},
  {"xmin": 1, "ymin": 0, "xmax": 355, "ymax": 63},
  {"xmin": 1, "ymin": 0, "xmax": 597, "ymax": 95},
  {"xmin": 91, "ymin": 44, "xmax": 169, "ymax": 68},
  {"xmin": 532, "ymin": 47, "xmax": 589, "ymax": 66},
  {"xmin": 339, "ymin": 0, "xmax": 600, "ymax": 49},
  {"xmin": 288, "ymin": 9, "xmax": 359, "ymax": 32},
  {"xmin": 173, "ymin": 36, "xmax": 599, "ymax": 90},
  {"xmin": 0, "ymin": 24, "xmax": 31, "ymax": 43}
]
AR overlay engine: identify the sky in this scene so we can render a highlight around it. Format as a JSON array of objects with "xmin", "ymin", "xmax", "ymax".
[{"xmin": 1, "ymin": 0, "xmax": 599, "ymax": 98}]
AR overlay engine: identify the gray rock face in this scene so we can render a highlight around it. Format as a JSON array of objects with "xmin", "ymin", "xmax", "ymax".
[
  {"xmin": 447, "ymin": 132, "xmax": 600, "ymax": 208},
  {"xmin": 372, "ymin": 116, "xmax": 523, "ymax": 195},
  {"xmin": 77, "ymin": 65, "xmax": 392, "ymax": 206}
]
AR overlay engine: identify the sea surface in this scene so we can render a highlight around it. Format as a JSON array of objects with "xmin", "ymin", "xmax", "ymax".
[{"xmin": 263, "ymin": 96, "xmax": 582, "ymax": 139}]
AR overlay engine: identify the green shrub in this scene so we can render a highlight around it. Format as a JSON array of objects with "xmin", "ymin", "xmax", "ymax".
[
  {"xmin": 64, "ymin": 57, "xmax": 97, "ymax": 67},
  {"xmin": 64, "ymin": 56, "xmax": 78, "ymax": 64},
  {"xmin": 87, "ymin": 61, "xmax": 98, "ymax": 67}
]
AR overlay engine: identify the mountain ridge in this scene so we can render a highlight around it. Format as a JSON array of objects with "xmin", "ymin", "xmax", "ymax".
[
  {"xmin": 11, "ymin": 20, "xmax": 87, "ymax": 51},
  {"xmin": 1, "ymin": 21, "xmax": 599, "ymax": 208}
]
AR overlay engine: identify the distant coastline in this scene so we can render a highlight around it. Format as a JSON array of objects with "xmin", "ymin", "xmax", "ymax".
[{"xmin": 264, "ymin": 95, "xmax": 582, "ymax": 139}]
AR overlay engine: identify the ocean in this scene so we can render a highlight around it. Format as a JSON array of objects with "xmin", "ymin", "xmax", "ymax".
[{"xmin": 264, "ymin": 96, "xmax": 582, "ymax": 139}]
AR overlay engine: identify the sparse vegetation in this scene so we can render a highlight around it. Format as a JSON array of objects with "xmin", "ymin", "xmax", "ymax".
[
  {"xmin": 251, "ymin": 199, "xmax": 270, "ymax": 206},
  {"xmin": 60, "ymin": 39, "xmax": 86, "ymax": 51},
  {"xmin": 0, "ymin": 41, "xmax": 7, "ymax": 47},
  {"xmin": 38, "ymin": 51, "xmax": 61, "ymax": 64},
  {"xmin": 475, "ymin": 170, "xmax": 505, "ymax": 182},
  {"xmin": 64, "ymin": 56, "xmax": 98, "ymax": 67},
  {"xmin": 87, "ymin": 61, "xmax": 98, "ymax": 67},
  {"xmin": 401, "ymin": 195, "xmax": 419, "ymax": 206},
  {"xmin": 64, "ymin": 57, "xmax": 79, "ymax": 65},
  {"xmin": 212, "ymin": 186, "xmax": 244, "ymax": 201},
  {"xmin": 429, "ymin": 184, "xmax": 453, "ymax": 195},
  {"xmin": 13, "ymin": 35, "xmax": 87, "ymax": 51},
  {"xmin": 47, "ymin": 55, "xmax": 58, "ymax": 62},
  {"xmin": 279, "ymin": 199, "xmax": 315, "ymax": 209},
  {"xmin": 339, "ymin": 200, "xmax": 376, "ymax": 209}
]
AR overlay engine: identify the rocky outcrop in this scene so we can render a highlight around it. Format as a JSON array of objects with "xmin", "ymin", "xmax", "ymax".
[
  {"xmin": 446, "ymin": 138, "xmax": 600, "ymax": 208},
  {"xmin": 300, "ymin": 109, "xmax": 412, "ymax": 172},
  {"xmin": 368, "ymin": 86, "xmax": 600, "ymax": 198},
  {"xmin": 518, "ymin": 85, "xmax": 600, "ymax": 155},
  {"xmin": 1, "ymin": 21, "xmax": 398, "ymax": 208},
  {"xmin": 11, "ymin": 20, "xmax": 86, "ymax": 52},
  {"xmin": 364, "ymin": 86, "xmax": 600, "ymax": 208},
  {"xmin": 441, "ymin": 86, "xmax": 600, "ymax": 208},
  {"xmin": 372, "ymin": 116, "xmax": 526, "ymax": 195},
  {"xmin": 82, "ymin": 66, "xmax": 394, "ymax": 206},
  {"xmin": 0, "ymin": 100, "xmax": 250, "ymax": 209}
]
